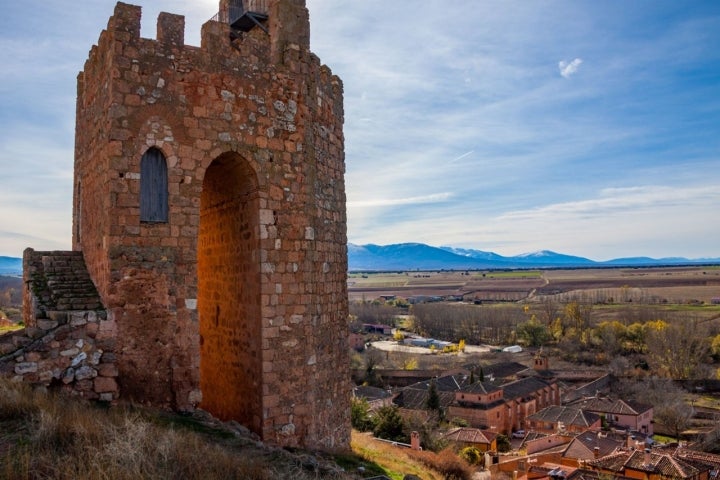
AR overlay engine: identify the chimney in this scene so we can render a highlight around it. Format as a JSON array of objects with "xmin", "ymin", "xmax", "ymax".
[
  {"xmin": 594, "ymin": 446, "xmax": 600, "ymax": 459},
  {"xmin": 644, "ymin": 448, "xmax": 652, "ymax": 467},
  {"xmin": 512, "ymin": 470, "xmax": 518, "ymax": 480},
  {"xmin": 410, "ymin": 431, "xmax": 421, "ymax": 450},
  {"xmin": 534, "ymin": 355, "xmax": 549, "ymax": 371},
  {"xmin": 627, "ymin": 434, "xmax": 636, "ymax": 449}
]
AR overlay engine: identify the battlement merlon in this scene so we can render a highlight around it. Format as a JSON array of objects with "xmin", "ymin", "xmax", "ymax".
[
  {"xmin": 101, "ymin": 1, "xmax": 311, "ymax": 64},
  {"xmin": 158, "ymin": 12, "xmax": 185, "ymax": 46}
]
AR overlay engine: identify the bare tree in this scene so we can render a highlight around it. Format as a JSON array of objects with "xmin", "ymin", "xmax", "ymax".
[
  {"xmin": 350, "ymin": 301, "xmax": 398, "ymax": 325},
  {"xmin": 538, "ymin": 296, "xmax": 559, "ymax": 326},
  {"xmin": 617, "ymin": 377, "xmax": 693, "ymax": 440},
  {"xmin": 645, "ymin": 318, "xmax": 711, "ymax": 379},
  {"xmin": 655, "ymin": 401, "xmax": 694, "ymax": 441}
]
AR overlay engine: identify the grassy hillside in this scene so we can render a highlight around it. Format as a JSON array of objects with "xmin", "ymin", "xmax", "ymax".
[{"xmin": 0, "ymin": 378, "xmax": 451, "ymax": 480}]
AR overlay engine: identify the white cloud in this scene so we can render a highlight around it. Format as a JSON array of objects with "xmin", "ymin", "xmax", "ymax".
[
  {"xmin": 347, "ymin": 183, "xmax": 720, "ymax": 260},
  {"xmin": 348, "ymin": 193, "xmax": 453, "ymax": 208},
  {"xmin": 558, "ymin": 58, "xmax": 583, "ymax": 78}
]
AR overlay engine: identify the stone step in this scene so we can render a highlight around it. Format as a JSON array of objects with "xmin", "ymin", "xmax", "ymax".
[{"xmin": 27, "ymin": 250, "xmax": 106, "ymax": 314}]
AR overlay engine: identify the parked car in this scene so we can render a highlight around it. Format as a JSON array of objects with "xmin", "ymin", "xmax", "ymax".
[{"xmin": 512, "ymin": 430, "xmax": 526, "ymax": 439}]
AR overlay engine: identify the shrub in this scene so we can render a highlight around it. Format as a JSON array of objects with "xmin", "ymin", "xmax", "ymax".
[
  {"xmin": 372, "ymin": 405, "xmax": 407, "ymax": 442},
  {"xmin": 351, "ymin": 397, "xmax": 373, "ymax": 431},
  {"xmin": 496, "ymin": 434, "xmax": 511, "ymax": 452},
  {"xmin": 459, "ymin": 446, "xmax": 483, "ymax": 465},
  {"xmin": 408, "ymin": 448, "xmax": 473, "ymax": 480}
]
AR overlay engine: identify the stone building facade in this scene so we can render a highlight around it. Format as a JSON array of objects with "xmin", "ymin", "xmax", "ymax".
[{"xmin": 19, "ymin": 0, "xmax": 350, "ymax": 450}]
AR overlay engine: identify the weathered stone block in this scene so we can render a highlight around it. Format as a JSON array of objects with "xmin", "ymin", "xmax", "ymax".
[
  {"xmin": 12, "ymin": 336, "xmax": 31, "ymax": 348},
  {"xmin": 14, "ymin": 362, "xmax": 38, "ymax": 375},
  {"xmin": 24, "ymin": 327, "xmax": 44, "ymax": 339},
  {"xmin": 0, "ymin": 343, "xmax": 14, "ymax": 356},
  {"xmin": 47, "ymin": 311, "xmax": 68, "ymax": 324},
  {"xmin": 94, "ymin": 376, "xmax": 118, "ymax": 393},
  {"xmin": 98, "ymin": 363, "xmax": 119, "ymax": 377},
  {"xmin": 69, "ymin": 312, "xmax": 88, "ymax": 326},
  {"xmin": 60, "ymin": 348, "xmax": 80, "ymax": 357},
  {"xmin": 75, "ymin": 366, "xmax": 97, "ymax": 381},
  {"xmin": 62, "ymin": 368, "xmax": 75, "ymax": 384}
]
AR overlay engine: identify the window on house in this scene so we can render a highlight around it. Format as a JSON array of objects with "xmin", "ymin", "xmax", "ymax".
[{"xmin": 140, "ymin": 147, "xmax": 168, "ymax": 222}]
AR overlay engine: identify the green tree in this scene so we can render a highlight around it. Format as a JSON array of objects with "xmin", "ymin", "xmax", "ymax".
[
  {"xmin": 496, "ymin": 434, "xmax": 511, "ymax": 453},
  {"xmin": 516, "ymin": 316, "xmax": 550, "ymax": 347},
  {"xmin": 625, "ymin": 322, "xmax": 646, "ymax": 353},
  {"xmin": 425, "ymin": 379, "xmax": 440, "ymax": 412},
  {"xmin": 592, "ymin": 321, "xmax": 627, "ymax": 355},
  {"xmin": 373, "ymin": 405, "xmax": 406, "ymax": 442},
  {"xmin": 350, "ymin": 397, "xmax": 373, "ymax": 431},
  {"xmin": 711, "ymin": 334, "xmax": 720, "ymax": 361},
  {"xmin": 364, "ymin": 350, "xmax": 382, "ymax": 386},
  {"xmin": 402, "ymin": 357, "xmax": 418, "ymax": 370},
  {"xmin": 459, "ymin": 446, "xmax": 483, "ymax": 465},
  {"xmin": 563, "ymin": 301, "xmax": 593, "ymax": 343}
]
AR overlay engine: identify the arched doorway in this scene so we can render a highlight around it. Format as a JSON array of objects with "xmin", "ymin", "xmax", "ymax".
[{"xmin": 198, "ymin": 152, "xmax": 262, "ymax": 435}]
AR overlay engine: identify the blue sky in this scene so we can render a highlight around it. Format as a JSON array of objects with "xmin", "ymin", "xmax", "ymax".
[{"xmin": 1, "ymin": 1, "xmax": 719, "ymax": 260}]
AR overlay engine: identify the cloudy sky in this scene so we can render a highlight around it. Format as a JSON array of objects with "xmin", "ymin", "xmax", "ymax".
[{"xmin": 1, "ymin": 1, "xmax": 719, "ymax": 261}]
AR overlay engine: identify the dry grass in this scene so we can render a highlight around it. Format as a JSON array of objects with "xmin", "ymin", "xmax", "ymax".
[
  {"xmin": 0, "ymin": 379, "xmax": 354, "ymax": 480},
  {"xmin": 350, "ymin": 431, "xmax": 474, "ymax": 480}
]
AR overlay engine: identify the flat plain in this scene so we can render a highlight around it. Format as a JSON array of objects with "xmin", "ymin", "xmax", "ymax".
[{"xmin": 348, "ymin": 266, "xmax": 720, "ymax": 308}]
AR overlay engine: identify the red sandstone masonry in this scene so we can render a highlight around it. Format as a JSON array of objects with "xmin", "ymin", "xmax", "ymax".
[{"xmin": 64, "ymin": 0, "xmax": 349, "ymax": 450}]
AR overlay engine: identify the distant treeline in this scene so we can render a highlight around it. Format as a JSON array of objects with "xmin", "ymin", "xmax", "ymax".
[{"xmin": 0, "ymin": 275, "xmax": 22, "ymax": 309}]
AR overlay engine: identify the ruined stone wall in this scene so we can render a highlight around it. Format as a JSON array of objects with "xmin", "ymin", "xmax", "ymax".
[
  {"xmin": 0, "ymin": 315, "xmax": 118, "ymax": 401},
  {"xmin": 7, "ymin": 250, "xmax": 117, "ymax": 400},
  {"xmin": 72, "ymin": 1, "xmax": 349, "ymax": 450}
]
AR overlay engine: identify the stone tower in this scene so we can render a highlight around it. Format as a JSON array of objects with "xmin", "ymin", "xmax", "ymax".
[{"xmin": 70, "ymin": 0, "xmax": 349, "ymax": 449}]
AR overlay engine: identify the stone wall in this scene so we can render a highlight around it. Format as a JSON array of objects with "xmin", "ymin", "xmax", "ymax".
[
  {"xmin": 0, "ymin": 313, "xmax": 119, "ymax": 401},
  {"xmin": 3, "ymin": 250, "xmax": 117, "ymax": 400},
  {"xmin": 65, "ymin": 0, "xmax": 349, "ymax": 450}
]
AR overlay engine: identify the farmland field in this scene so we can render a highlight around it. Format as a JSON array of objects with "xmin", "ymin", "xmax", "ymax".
[{"xmin": 348, "ymin": 266, "xmax": 720, "ymax": 307}]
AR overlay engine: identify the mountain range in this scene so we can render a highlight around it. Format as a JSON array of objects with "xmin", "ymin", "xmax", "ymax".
[
  {"xmin": 0, "ymin": 257, "xmax": 22, "ymax": 275},
  {"xmin": 348, "ymin": 243, "xmax": 720, "ymax": 271},
  {"xmin": 3, "ymin": 245, "xmax": 720, "ymax": 275}
]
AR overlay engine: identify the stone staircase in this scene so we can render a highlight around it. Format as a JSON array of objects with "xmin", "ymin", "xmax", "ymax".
[
  {"xmin": 0, "ymin": 250, "xmax": 117, "ymax": 401},
  {"xmin": 25, "ymin": 250, "xmax": 104, "ymax": 321}
]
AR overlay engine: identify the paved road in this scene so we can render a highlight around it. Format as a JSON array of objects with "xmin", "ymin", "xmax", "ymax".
[{"xmin": 370, "ymin": 340, "xmax": 493, "ymax": 355}]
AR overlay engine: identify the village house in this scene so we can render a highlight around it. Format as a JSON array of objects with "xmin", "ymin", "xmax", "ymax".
[
  {"xmin": 392, "ymin": 357, "xmax": 560, "ymax": 435},
  {"xmin": 447, "ymin": 376, "xmax": 561, "ymax": 434},
  {"xmin": 526, "ymin": 405, "xmax": 602, "ymax": 435},
  {"xmin": 352, "ymin": 385, "xmax": 394, "ymax": 411},
  {"xmin": 442, "ymin": 427, "xmax": 498, "ymax": 452},
  {"xmin": 587, "ymin": 447, "xmax": 720, "ymax": 480},
  {"xmin": 393, "ymin": 374, "xmax": 472, "ymax": 422},
  {"xmin": 349, "ymin": 332, "xmax": 366, "ymax": 351},
  {"xmin": 560, "ymin": 431, "xmax": 627, "ymax": 465},
  {"xmin": 523, "ymin": 432, "xmax": 576, "ymax": 456},
  {"xmin": 567, "ymin": 397, "xmax": 654, "ymax": 436},
  {"xmin": 363, "ymin": 323, "xmax": 393, "ymax": 335}
]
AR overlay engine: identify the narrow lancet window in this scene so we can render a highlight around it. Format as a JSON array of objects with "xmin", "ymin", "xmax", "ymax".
[{"xmin": 140, "ymin": 147, "xmax": 168, "ymax": 223}]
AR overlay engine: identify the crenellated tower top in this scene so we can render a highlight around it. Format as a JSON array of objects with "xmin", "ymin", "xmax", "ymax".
[{"xmin": 216, "ymin": 0, "xmax": 309, "ymax": 61}]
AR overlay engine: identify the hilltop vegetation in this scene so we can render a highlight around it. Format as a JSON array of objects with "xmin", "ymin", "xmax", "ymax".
[{"xmin": 0, "ymin": 378, "xmax": 462, "ymax": 480}]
